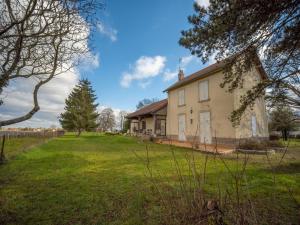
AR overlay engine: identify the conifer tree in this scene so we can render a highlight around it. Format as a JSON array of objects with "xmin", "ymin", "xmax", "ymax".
[
  {"xmin": 180, "ymin": 1, "xmax": 300, "ymax": 125},
  {"xmin": 59, "ymin": 79, "xmax": 99, "ymax": 136},
  {"xmin": 269, "ymin": 106, "xmax": 297, "ymax": 141}
]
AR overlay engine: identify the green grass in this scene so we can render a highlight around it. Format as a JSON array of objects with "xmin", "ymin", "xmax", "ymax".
[
  {"xmin": 0, "ymin": 133, "xmax": 299, "ymax": 224},
  {"xmin": 1, "ymin": 136, "xmax": 50, "ymax": 160},
  {"xmin": 282, "ymin": 138, "xmax": 300, "ymax": 148}
]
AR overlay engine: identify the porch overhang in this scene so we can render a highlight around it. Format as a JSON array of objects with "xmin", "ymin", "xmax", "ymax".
[
  {"xmin": 126, "ymin": 99, "xmax": 167, "ymax": 119},
  {"xmin": 127, "ymin": 99, "xmax": 167, "ymax": 137}
]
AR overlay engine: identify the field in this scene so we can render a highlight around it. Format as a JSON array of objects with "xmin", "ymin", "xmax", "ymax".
[{"xmin": 0, "ymin": 133, "xmax": 299, "ymax": 224}]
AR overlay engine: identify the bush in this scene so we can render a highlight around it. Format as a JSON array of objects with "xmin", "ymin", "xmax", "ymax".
[
  {"xmin": 238, "ymin": 140, "xmax": 267, "ymax": 150},
  {"xmin": 238, "ymin": 140, "xmax": 284, "ymax": 150},
  {"xmin": 265, "ymin": 140, "xmax": 284, "ymax": 148},
  {"xmin": 269, "ymin": 134, "xmax": 280, "ymax": 140},
  {"xmin": 104, "ymin": 131, "xmax": 119, "ymax": 136}
]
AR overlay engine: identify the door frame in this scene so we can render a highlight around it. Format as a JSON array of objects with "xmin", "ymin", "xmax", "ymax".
[
  {"xmin": 160, "ymin": 119, "xmax": 166, "ymax": 136},
  {"xmin": 178, "ymin": 113, "xmax": 186, "ymax": 141},
  {"xmin": 199, "ymin": 111, "xmax": 212, "ymax": 144}
]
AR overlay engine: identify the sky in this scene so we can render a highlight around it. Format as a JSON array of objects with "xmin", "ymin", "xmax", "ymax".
[{"xmin": 0, "ymin": 0, "xmax": 212, "ymax": 128}]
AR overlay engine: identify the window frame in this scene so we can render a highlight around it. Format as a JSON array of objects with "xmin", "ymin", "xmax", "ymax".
[
  {"xmin": 142, "ymin": 121, "xmax": 146, "ymax": 130},
  {"xmin": 198, "ymin": 80, "xmax": 209, "ymax": 102},
  {"xmin": 251, "ymin": 115, "xmax": 257, "ymax": 137},
  {"xmin": 178, "ymin": 88, "xmax": 185, "ymax": 106}
]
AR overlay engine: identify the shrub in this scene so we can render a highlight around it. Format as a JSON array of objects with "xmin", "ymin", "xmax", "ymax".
[
  {"xmin": 269, "ymin": 134, "xmax": 280, "ymax": 140},
  {"xmin": 238, "ymin": 140, "xmax": 267, "ymax": 150},
  {"xmin": 238, "ymin": 140, "xmax": 284, "ymax": 150},
  {"xmin": 149, "ymin": 136, "xmax": 154, "ymax": 142},
  {"xmin": 265, "ymin": 140, "xmax": 284, "ymax": 148},
  {"xmin": 137, "ymin": 141, "xmax": 295, "ymax": 224},
  {"xmin": 104, "ymin": 131, "xmax": 119, "ymax": 136}
]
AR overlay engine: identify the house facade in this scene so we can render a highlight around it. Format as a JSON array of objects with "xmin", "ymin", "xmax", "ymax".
[
  {"xmin": 128, "ymin": 57, "xmax": 269, "ymax": 146},
  {"xmin": 127, "ymin": 99, "xmax": 167, "ymax": 137}
]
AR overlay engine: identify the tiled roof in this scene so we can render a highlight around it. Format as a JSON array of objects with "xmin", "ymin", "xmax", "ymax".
[
  {"xmin": 164, "ymin": 54, "xmax": 267, "ymax": 92},
  {"xmin": 126, "ymin": 99, "xmax": 167, "ymax": 118},
  {"xmin": 164, "ymin": 61, "xmax": 226, "ymax": 92}
]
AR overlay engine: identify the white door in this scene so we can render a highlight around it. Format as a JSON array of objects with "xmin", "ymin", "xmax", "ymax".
[
  {"xmin": 160, "ymin": 120, "xmax": 166, "ymax": 136},
  {"xmin": 178, "ymin": 114, "xmax": 186, "ymax": 141},
  {"xmin": 200, "ymin": 112, "xmax": 211, "ymax": 144}
]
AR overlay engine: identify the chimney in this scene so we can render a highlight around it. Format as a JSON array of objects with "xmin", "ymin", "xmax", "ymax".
[{"xmin": 178, "ymin": 69, "xmax": 184, "ymax": 81}]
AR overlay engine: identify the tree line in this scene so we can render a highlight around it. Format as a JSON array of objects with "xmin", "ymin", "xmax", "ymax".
[{"xmin": 59, "ymin": 78, "xmax": 300, "ymax": 139}]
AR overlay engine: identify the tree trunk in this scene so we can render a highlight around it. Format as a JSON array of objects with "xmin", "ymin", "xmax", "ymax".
[
  {"xmin": 283, "ymin": 129, "xmax": 288, "ymax": 141},
  {"xmin": 77, "ymin": 129, "xmax": 81, "ymax": 137},
  {"xmin": 0, "ymin": 135, "xmax": 6, "ymax": 163}
]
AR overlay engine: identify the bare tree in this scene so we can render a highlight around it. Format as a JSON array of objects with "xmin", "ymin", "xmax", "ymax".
[
  {"xmin": 0, "ymin": 0, "xmax": 103, "ymax": 126},
  {"xmin": 98, "ymin": 108, "xmax": 116, "ymax": 132},
  {"xmin": 119, "ymin": 110, "xmax": 128, "ymax": 131}
]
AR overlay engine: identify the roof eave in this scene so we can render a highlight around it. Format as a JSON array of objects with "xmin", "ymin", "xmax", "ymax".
[
  {"xmin": 163, "ymin": 68, "xmax": 223, "ymax": 93},
  {"xmin": 163, "ymin": 57, "xmax": 268, "ymax": 93},
  {"xmin": 126, "ymin": 100, "xmax": 167, "ymax": 119}
]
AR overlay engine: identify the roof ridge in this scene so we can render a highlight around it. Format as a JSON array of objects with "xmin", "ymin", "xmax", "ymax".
[
  {"xmin": 164, "ymin": 51, "xmax": 267, "ymax": 92},
  {"xmin": 163, "ymin": 61, "xmax": 225, "ymax": 92},
  {"xmin": 127, "ymin": 99, "xmax": 167, "ymax": 119}
]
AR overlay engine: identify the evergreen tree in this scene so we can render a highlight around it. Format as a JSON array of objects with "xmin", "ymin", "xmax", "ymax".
[
  {"xmin": 59, "ymin": 79, "xmax": 99, "ymax": 136},
  {"xmin": 122, "ymin": 119, "xmax": 130, "ymax": 133},
  {"xmin": 136, "ymin": 98, "xmax": 159, "ymax": 109},
  {"xmin": 180, "ymin": 1, "xmax": 300, "ymax": 125},
  {"xmin": 269, "ymin": 106, "xmax": 297, "ymax": 141}
]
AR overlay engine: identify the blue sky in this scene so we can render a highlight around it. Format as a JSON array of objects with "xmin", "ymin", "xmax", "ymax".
[
  {"xmin": 86, "ymin": 0, "xmax": 210, "ymax": 111},
  {"xmin": 1, "ymin": 0, "xmax": 212, "ymax": 128}
]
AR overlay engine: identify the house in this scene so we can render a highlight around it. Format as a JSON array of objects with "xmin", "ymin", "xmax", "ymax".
[
  {"xmin": 128, "ymin": 56, "xmax": 269, "ymax": 146},
  {"xmin": 127, "ymin": 99, "xmax": 167, "ymax": 137}
]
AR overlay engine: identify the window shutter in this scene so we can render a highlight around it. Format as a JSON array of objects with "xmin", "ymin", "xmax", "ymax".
[
  {"xmin": 178, "ymin": 90, "xmax": 185, "ymax": 105},
  {"xmin": 251, "ymin": 115, "xmax": 257, "ymax": 136},
  {"xmin": 199, "ymin": 81, "xmax": 208, "ymax": 101}
]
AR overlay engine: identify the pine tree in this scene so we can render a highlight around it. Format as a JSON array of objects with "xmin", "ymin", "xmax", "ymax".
[
  {"xmin": 269, "ymin": 106, "xmax": 297, "ymax": 141},
  {"xmin": 180, "ymin": 1, "xmax": 300, "ymax": 124},
  {"xmin": 59, "ymin": 79, "xmax": 99, "ymax": 136}
]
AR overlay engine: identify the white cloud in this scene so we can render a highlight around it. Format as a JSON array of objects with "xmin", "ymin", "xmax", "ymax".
[
  {"xmin": 120, "ymin": 56, "xmax": 166, "ymax": 88},
  {"xmin": 208, "ymin": 52, "xmax": 217, "ymax": 64},
  {"xmin": 163, "ymin": 55, "xmax": 200, "ymax": 82},
  {"xmin": 181, "ymin": 55, "xmax": 195, "ymax": 67},
  {"xmin": 97, "ymin": 22, "xmax": 118, "ymax": 42},
  {"xmin": 163, "ymin": 69, "xmax": 178, "ymax": 81},
  {"xmin": 162, "ymin": 54, "xmax": 219, "ymax": 82},
  {"xmin": 79, "ymin": 53, "xmax": 100, "ymax": 72},
  {"xmin": 138, "ymin": 80, "xmax": 152, "ymax": 89},
  {"xmin": 195, "ymin": 0, "xmax": 210, "ymax": 8},
  {"xmin": 0, "ymin": 2, "xmax": 102, "ymax": 128},
  {"xmin": 0, "ymin": 69, "xmax": 79, "ymax": 128},
  {"xmin": 85, "ymin": 53, "xmax": 100, "ymax": 68}
]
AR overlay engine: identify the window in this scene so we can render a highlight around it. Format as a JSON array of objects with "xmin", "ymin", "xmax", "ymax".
[
  {"xmin": 142, "ymin": 121, "xmax": 146, "ymax": 130},
  {"xmin": 251, "ymin": 115, "xmax": 257, "ymax": 136},
  {"xmin": 178, "ymin": 89, "xmax": 185, "ymax": 106},
  {"xmin": 199, "ymin": 80, "xmax": 209, "ymax": 101}
]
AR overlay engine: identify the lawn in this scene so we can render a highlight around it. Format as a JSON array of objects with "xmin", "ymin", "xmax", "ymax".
[
  {"xmin": 1, "ymin": 136, "xmax": 50, "ymax": 160},
  {"xmin": 0, "ymin": 133, "xmax": 299, "ymax": 224}
]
